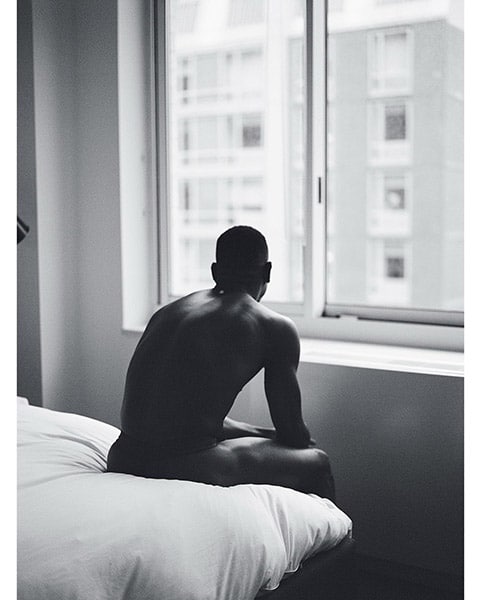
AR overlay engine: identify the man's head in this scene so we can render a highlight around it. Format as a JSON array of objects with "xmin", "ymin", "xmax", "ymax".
[{"xmin": 211, "ymin": 226, "xmax": 272, "ymax": 299}]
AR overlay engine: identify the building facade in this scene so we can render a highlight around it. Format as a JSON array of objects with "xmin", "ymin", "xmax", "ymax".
[{"xmin": 165, "ymin": 0, "xmax": 464, "ymax": 311}]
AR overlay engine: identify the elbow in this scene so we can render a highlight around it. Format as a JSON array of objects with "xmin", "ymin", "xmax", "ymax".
[
  {"xmin": 288, "ymin": 440, "xmax": 310, "ymax": 449},
  {"xmin": 276, "ymin": 428, "xmax": 311, "ymax": 449}
]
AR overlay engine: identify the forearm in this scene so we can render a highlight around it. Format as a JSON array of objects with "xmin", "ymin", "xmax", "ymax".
[
  {"xmin": 274, "ymin": 421, "xmax": 313, "ymax": 449},
  {"xmin": 220, "ymin": 417, "xmax": 276, "ymax": 441}
]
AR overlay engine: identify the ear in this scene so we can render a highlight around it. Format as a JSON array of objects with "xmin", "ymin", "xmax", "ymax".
[
  {"xmin": 263, "ymin": 262, "xmax": 272, "ymax": 283},
  {"xmin": 211, "ymin": 262, "xmax": 218, "ymax": 283}
]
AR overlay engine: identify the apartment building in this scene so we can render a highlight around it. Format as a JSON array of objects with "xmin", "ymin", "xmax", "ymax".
[
  {"xmin": 165, "ymin": 0, "xmax": 463, "ymax": 311},
  {"xmin": 327, "ymin": 0, "xmax": 463, "ymax": 310}
]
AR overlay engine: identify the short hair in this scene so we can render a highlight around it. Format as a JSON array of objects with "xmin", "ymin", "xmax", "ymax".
[{"xmin": 215, "ymin": 226, "xmax": 268, "ymax": 269}]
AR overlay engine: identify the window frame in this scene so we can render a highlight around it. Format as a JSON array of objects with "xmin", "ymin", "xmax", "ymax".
[
  {"xmin": 152, "ymin": 0, "xmax": 464, "ymax": 351},
  {"xmin": 322, "ymin": 0, "xmax": 463, "ymax": 334}
]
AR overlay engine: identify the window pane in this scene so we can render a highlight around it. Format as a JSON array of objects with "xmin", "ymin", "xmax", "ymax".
[
  {"xmin": 166, "ymin": 0, "xmax": 306, "ymax": 302},
  {"xmin": 384, "ymin": 176, "xmax": 405, "ymax": 210},
  {"xmin": 385, "ymin": 33, "xmax": 406, "ymax": 72},
  {"xmin": 241, "ymin": 114, "xmax": 262, "ymax": 147},
  {"xmin": 326, "ymin": 0, "xmax": 464, "ymax": 311},
  {"xmin": 384, "ymin": 104, "xmax": 406, "ymax": 140}
]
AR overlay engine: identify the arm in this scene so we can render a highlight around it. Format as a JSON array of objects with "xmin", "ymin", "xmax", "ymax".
[
  {"xmin": 219, "ymin": 417, "xmax": 277, "ymax": 441},
  {"xmin": 264, "ymin": 317, "xmax": 312, "ymax": 449}
]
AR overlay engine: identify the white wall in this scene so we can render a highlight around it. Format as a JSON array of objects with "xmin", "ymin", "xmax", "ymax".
[
  {"xmin": 17, "ymin": 0, "xmax": 463, "ymax": 580},
  {"xmin": 73, "ymin": 0, "xmax": 136, "ymax": 423},
  {"xmin": 19, "ymin": 0, "xmax": 134, "ymax": 417}
]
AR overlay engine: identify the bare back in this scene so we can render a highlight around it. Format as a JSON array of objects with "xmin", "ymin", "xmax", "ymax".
[
  {"xmin": 121, "ymin": 289, "xmax": 280, "ymax": 446},
  {"xmin": 109, "ymin": 287, "xmax": 335, "ymax": 500}
]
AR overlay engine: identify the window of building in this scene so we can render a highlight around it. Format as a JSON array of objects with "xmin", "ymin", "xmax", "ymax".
[
  {"xmin": 241, "ymin": 114, "xmax": 262, "ymax": 147},
  {"xmin": 239, "ymin": 50, "xmax": 263, "ymax": 99},
  {"xmin": 177, "ymin": 50, "xmax": 262, "ymax": 105},
  {"xmin": 366, "ymin": 171, "xmax": 411, "ymax": 238},
  {"xmin": 197, "ymin": 180, "xmax": 219, "ymax": 221},
  {"xmin": 384, "ymin": 176, "xmax": 405, "ymax": 210},
  {"xmin": 366, "ymin": 239, "xmax": 410, "ymax": 306},
  {"xmin": 384, "ymin": 104, "xmax": 406, "ymax": 140},
  {"xmin": 325, "ymin": 0, "xmax": 463, "ymax": 323},
  {"xmin": 153, "ymin": 0, "xmax": 463, "ymax": 340},
  {"xmin": 163, "ymin": 0, "xmax": 306, "ymax": 303},
  {"xmin": 367, "ymin": 100, "xmax": 411, "ymax": 164},
  {"xmin": 368, "ymin": 29, "xmax": 412, "ymax": 94},
  {"xmin": 179, "ymin": 238, "xmax": 215, "ymax": 289},
  {"xmin": 196, "ymin": 54, "xmax": 218, "ymax": 90},
  {"xmin": 239, "ymin": 178, "xmax": 263, "ymax": 210},
  {"xmin": 228, "ymin": 0, "xmax": 266, "ymax": 27},
  {"xmin": 386, "ymin": 255, "xmax": 404, "ymax": 278}
]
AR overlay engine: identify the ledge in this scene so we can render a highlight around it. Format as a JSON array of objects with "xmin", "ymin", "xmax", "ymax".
[{"xmin": 300, "ymin": 338, "xmax": 464, "ymax": 377}]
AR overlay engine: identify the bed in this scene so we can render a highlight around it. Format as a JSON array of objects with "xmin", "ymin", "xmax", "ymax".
[{"xmin": 17, "ymin": 397, "xmax": 353, "ymax": 600}]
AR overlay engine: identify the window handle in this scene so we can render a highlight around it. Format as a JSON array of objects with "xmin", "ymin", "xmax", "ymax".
[{"xmin": 318, "ymin": 176, "xmax": 322, "ymax": 204}]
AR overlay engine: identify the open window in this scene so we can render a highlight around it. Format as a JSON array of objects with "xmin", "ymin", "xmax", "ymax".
[{"xmin": 148, "ymin": 0, "xmax": 463, "ymax": 347}]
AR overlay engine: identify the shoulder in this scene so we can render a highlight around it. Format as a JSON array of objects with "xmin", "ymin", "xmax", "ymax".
[{"xmin": 260, "ymin": 309, "xmax": 300, "ymax": 364}]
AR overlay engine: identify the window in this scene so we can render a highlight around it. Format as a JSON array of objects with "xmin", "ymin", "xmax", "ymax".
[
  {"xmin": 367, "ymin": 171, "xmax": 411, "ymax": 238},
  {"xmin": 326, "ymin": 0, "xmax": 463, "ymax": 320},
  {"xmin": 228, "ymin": 0, "xmax": 266, "ymax": 27},
  {"xmin": 384, "ymin": 177, "xmax": 405, "ymax": 210},
  {"xmin": 153, "ymin": 0, "xmax": 463, "ymax": 342},
  {"xmin": 367, "ymin": 100, "xmax": 411, "ymax": 164},
  {"xmin": 178, "ymin": 238, "xmax": 214, "ymax": 290},
  {"xmin": 367, "ymin": 239, "xmax": 410, "ymax": 306},
  {"xmin": 384, "ymin": 104, "xmax": 406, "ymax": 140},
  {"xmin": 241, "ymin": 114, "xmax": 262, "ymax": 147},
  {"xmin": 368, "ymin": 29, "xmax": 412, "ymax": 94},
  {"xmin": 386, "ymin": 256, "xmax": 404, "ymax": 279},
  {"xmin": 180, "ymin": 179, "xmax": 221, "ymax": 224},
  {"xmin": 163, "ymin": 0, "xmax": 306, "ymax": 303}
]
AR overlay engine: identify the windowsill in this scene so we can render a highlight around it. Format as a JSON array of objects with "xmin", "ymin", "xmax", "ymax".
[{"xmin": 300, "ymin": 338, "xmax": 463, "ymax": 377}]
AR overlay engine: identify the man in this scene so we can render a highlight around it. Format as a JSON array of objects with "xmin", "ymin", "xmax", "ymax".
[{"xmin": 107, "ymin": 226, "xmax": 335, "ymax": 500}]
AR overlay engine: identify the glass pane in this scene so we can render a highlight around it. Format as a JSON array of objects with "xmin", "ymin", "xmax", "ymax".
[
  {"xmin": 385, "ymin": 32, "xmax": 407, "ymax": 74},
  {"xmin": 384, "ymin": 177, "xmax": 405, "ymax": 210},
  {"xmin": 166, "ymin": 0, "xmax": 306, "ymax": 302},
  {"xmin": 384, "ymin": 104, "xmax": 406, "ymax": 140},
  {"xmin": 326, "ymin": 0, "xmax": 464, "ymax": 311}
]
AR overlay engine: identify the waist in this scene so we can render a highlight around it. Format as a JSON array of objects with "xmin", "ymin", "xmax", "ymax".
[{"xmin": 116, "ymin": 430, "xmax": 218, "ymax": 457}]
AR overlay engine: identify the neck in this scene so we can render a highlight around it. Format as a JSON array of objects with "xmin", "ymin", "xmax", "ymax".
[{"xmin": 214, "ymin": 282, "xmax": 264, "ymax": 302}]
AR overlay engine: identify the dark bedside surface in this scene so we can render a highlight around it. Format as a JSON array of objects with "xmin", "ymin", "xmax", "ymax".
[{"xmin": 259, "ymin": 535, "xmax": 356, "ymax": 600}]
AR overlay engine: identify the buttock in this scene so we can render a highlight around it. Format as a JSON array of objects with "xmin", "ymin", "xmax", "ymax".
[{"xmin": 106, "ymin": 431, "xmax": 218, "ymax": 478}]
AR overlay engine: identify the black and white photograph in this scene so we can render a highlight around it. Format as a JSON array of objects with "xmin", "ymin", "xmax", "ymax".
[{"xmin": 12, "ymin": 0, "xmax": 471, "ymax": 599}]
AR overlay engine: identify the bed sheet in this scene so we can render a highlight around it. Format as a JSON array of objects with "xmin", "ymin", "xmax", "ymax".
[{"xmin": 17, "ymin": 400, "xmax": 352, "ymax": 600}]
